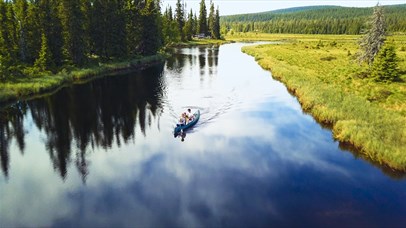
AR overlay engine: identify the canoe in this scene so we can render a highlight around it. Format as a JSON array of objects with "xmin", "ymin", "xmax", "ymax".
[{"xmin": 174, "ymin": 110, "xmax": 200, "ymax": 136}]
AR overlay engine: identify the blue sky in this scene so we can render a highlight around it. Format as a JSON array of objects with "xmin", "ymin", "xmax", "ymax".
[{"xmin": 161, "ymin": 0, "xmax": 405, "ymax": 16}]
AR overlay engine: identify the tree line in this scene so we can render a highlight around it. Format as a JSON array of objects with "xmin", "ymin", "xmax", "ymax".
[
  {"xmin": 221, "ymin": 4, "xmax": 406, "ymax": 34},
  {"xmin": 0, "ymin": 0, "xmax": 221, "ymax": 80},
  {"xmin": 162, "ymin": 0, "xmax": 220, "ymax": 44}
]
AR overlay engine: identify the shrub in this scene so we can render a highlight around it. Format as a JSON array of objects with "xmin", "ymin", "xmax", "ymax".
[{"xmin": 371, "ymin": 44, "xmax": 400, "ymax": 82}]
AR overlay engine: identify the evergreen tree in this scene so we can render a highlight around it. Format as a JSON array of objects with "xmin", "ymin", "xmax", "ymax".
[
  {"xmin": 175, "ymin": 0, "xmax": 185, "ymax": 41},
  {"xmin": 59, "ymin": 0, "xmax": 87, "ymax": 65},
  {"xmin": 184, "ymin": 10, "xmax": 193, "ymax": 40},
  {"xmin": 25, "ymin": 1, "xmax": 41, "ymax": 64},
  {"xmin": 193, "ymin": 13, "xmax": 198, "ymax": 35},
  {"xmin": 125, "ymin": 0, "xmax": 142, "ymax": 55},
  {"xmin": 208, "ymin": 1, "xmax": 214, "ymax": 37},
  {"xmin": 139, "ymin": 0, "xmax": 162, "ymax": 55},
  {"xmin": 357, "ymin": 4, "xmax": 386, "ymax": 65},
  {"xmin": 38, "ymin": 0, "xmax": 63, "ymax": 68},
  {"xmin": 0, "ymin": 0, "xmax": 13, "ymax": 79},
  {"xmin": 213, "ymin": 6, "xmax": 220, "ymax": 39},
  {"xmin": 90, "ymin": 0, "xmax": 127, "ymax": 59},
  {"xmin": 198, "ymin": 0, "xmax": 207, "ymax": 35},
  {"xmin": 34, "ymin": 32, "xmax": 53, "ymax": 71},
  {"xmin": 371, "ymin": 43, "xmax": 400, "ymax": 82},
  {"xmin": 13, "ymin": 0, "xmax": 28, "ymax": 63}
]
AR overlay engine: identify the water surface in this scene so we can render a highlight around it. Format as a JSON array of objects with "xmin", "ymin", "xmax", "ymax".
[{"xmin": 1, "ymin": 43, "xmax": 405, "ymax": 227}]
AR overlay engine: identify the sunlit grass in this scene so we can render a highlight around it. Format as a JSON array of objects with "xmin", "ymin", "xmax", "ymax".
[
  {"xmin": 237, "ymin": 33, "xmax": 406, "ymax": 171},
  {"xmin": 172, "ymin": 38, "xmax": 229, "ymax": 47}
]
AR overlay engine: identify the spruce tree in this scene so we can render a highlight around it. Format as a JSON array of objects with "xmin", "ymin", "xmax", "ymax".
[
  {"xmin": 213, "ymin": 6, "xmax": 220, "ymax": 39},
  {"xmin": 175, "ymin": 0, "xmax": 185, "ymax": 41},
  {"xmin": 13, "ymin": 0, "xmax": 28, "ymax": 63},
  {"xmin": 25, "ymin": 1, "xmax": 41, "ymax": 64},
  {"xmin": 198, "ymin": 0, "xmax": 207, "ymax": 35},
  {"xmin": 208, "ymin": 1, "xmax": 214, "ymax": 37},
  {"xmin": 357, "ymin": 4, "xmax": 386, "ymax": 65},
  {"xmin": 34, "ymin": 32, "xmax": 53, "ymax": 71},
  {"xmin": 60, "ymin": 0, "xmax": 86, "ymax": 65},
  {"xmin": 184, "ymin": 10, "xmax": 193, "ymax": 40},
  {"xmin": 139, "ymin": 0, "xmax": 162, "ymax": 55},
  {"xmin": 125, "ymin": 0, "xmax": 142, "ymax": 55},
  {"xmin": 371, "ymin": 43, "xmax": 400, "ymax": 82},
  {"xmin": 0, "ymin": 0, "xmax": 13, "ymax": 79}
]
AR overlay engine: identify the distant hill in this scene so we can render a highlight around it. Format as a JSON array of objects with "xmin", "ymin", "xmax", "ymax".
[{"xmin": 221, "ymin": 4, "xmax": 406, "ymax": 34}]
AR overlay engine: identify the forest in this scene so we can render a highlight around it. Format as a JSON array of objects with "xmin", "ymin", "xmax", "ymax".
[
  {"xmin": 221, "ymin": 4, "xmax": 406, "ymax": 34},
  {"xmin": 0, "ymin": 0, "xmax": 221, "ymax": 81}
]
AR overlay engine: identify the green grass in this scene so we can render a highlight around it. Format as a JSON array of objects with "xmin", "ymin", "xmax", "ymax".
[
  {"xmin": 170, "ymin": 38, "xmax": 230, "ymax": 47},
  {"xmin": 232, "ymin": 33, "xmax": 406, "ymax": 171},
  {"xmin": 0, "ymin": 54, "xmax": 165, "ymax": 104}
]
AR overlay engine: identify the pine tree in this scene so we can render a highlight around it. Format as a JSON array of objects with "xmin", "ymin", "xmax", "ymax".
[
  {"xmin": 13, "ymin": 0, "xmax": 28, "ymax": 63},
  {"xmin": 34, "ymin": 32, "xmax": 53, "ymax": 71},
  {"xmin": 175, "ymin": 0, "xmax": 185, "ymax": 41},
  {"xmin": 184, "ymin": 10, "xmax": 193, "ymax": 40},
  {"xmin": 0, "ymin": 0, "xmax": 13, "ymax": 79},
  {"xmin": 198, "ymin": 0, "xmax": 207, "ymax": 35},
  {"xmin": 357, "ymin": 4, "xmax": 386, "ymax": 65},
  {"xmin": 25, "ymin": 1, "xmax": 41, "ymax": 64},
  {"xmin": 371, "ymin": 43, "xmax": 400, "ymax": 82},
  {"xmin": 60, "ymin": 0, "xmax": 86, "ymax": 65},
  {"xmin": 208, "ymin": 1, "xmax": 214, "ymax": 37},
  {"xmin": 139, "ymin": 0, "xmax": 162, "ymax": 55},
  {"xmin": 89, "ymin": 0, "xmax": 127, "ymax": 59},
  {"xmin": 213, "ymin": 6, "xmax": 220, "ymax": 39},
  {"xmin": 125, "ymin": 0, "xmax": 142, "ymax": 55}
]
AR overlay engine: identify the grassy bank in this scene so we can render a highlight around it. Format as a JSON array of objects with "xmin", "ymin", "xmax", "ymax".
[
  {"xmin": 233, "ymin": 33, "xmax": 406, "ymax": 171},
  {"xmin": 168, "ymin": 38, "xmax": 230, "ymax": 47},
  {"xmin": 0, "ymin": 55, "xmax": 165, "ymax": 105}
]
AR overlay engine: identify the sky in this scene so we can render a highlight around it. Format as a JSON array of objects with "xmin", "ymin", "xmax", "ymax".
[{"xmin": 161, "ymin": 0, "xmax": 406, "ymax": 16}]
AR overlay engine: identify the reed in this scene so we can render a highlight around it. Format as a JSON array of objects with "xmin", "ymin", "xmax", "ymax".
[{"xmin": 239, "ymin": 33, "xmax": 406, "ymax": 171}]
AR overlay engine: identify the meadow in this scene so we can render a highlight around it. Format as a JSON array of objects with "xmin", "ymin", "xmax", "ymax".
[{"xmin": 227, "ymin": 32, "xmax": 406, "ymax": 171}]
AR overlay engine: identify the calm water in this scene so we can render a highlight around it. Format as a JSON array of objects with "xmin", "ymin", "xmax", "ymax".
[{"xmin": 1, "ymin": 43, "xmax": 406, "ymax": 227}]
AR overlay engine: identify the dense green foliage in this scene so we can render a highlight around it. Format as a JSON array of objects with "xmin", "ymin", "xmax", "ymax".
[
  {"xmin": 162, "ymin": 0, "xmax": 221, "ymax": 43},
  {"xmin": 221, "ymin": 4, "xmax": 406, "ymax": 34},
  {"xmin": 0, "ymin": 0, "xmax": 222, "ymax": 81},
  {"xmin": 372, "ymin": 44, "xmax": 400, "ymax": 82},
  {"xmin": 0, "ymin": 0, "xmax": 166, "ymax": 80},
  {"xmin": 198, "ymin": 0, "xmax": 207, "ymax": 34}
]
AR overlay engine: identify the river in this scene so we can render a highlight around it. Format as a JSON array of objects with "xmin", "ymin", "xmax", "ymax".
[{"xmin": 1, "ymin": 43, "xmax": 405, "ymax": 227}]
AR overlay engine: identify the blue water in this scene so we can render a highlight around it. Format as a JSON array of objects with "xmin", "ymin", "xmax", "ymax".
[{"xmin": 1, "ymin": 43, "xmax": 405, "ymax": 227}]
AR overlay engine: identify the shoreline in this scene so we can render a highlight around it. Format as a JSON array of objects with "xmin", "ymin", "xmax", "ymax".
[
  {"xmin": 0, "ymin": 39, "xmax": 227, "ymax": 107},
  {"xmin": 238, "ymin": 33, "xmax": 406, "ymax": 171},
  {"xmin": 0, "ymin": 55, "xmax": 166, "ymax": 107}
]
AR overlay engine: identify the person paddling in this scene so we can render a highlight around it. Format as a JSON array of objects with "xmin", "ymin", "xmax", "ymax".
[{"xmin": 186, "ymin": 108, "xmax": 194, "ymax": 123}]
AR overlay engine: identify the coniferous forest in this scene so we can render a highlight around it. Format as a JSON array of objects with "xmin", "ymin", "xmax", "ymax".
[
  {"xmin": 0, "ymin": 0, "xmax": 221, "ymax": 81},
  {"xmin": 221, "ymin": 4, "xmax": 406, "ymax": 34}
]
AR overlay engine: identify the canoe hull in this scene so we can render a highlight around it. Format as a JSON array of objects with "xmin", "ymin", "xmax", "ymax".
[{"xmin": 174, "ymin": 110, "xmax": 200, "ymax": 136}]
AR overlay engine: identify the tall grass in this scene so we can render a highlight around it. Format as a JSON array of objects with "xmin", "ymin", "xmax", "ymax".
[{"xmin": 239, "ymin": 34, "xmax": 406, "ymax": 171}]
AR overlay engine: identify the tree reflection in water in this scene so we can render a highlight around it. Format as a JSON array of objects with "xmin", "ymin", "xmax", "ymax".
[{"xmin": 0, "ymin": 64, "xmax": 165, "ymax": 182}]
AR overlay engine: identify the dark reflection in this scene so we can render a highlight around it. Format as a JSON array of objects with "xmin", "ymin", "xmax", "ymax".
[
  {"xmin": 0, "ymin": 102, "xmax": 27, "ymax": 178},
  {"xmin": 338, "ymin": 141, "xmax": 406, "ymax": 179},
  {"xmin": 0, "ymin": 64, "xmax": 165, "ymax": 180},
  {"xmin": 198, "ymin": 47, "xmax": 206, "ymax": 70},
  {"xmin": 166, "ymin": 49, "xmax": 187, "ymax": 71}
]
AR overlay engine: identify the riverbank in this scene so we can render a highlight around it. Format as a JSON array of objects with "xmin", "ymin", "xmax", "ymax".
[
  {"xmin": 233, "ymin": 33, "xmax": 406, "ymax": 171},
  {"xmin": 0, "ymin": 55, "xmax": 165, "ymax": 106},
  {"xmin": 0, "ymin": 38, "xmax": 228, "ymax": 106},
  {"xmin": 167, "ymin": 38, "xmax": 230, "ymax": 48}
]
